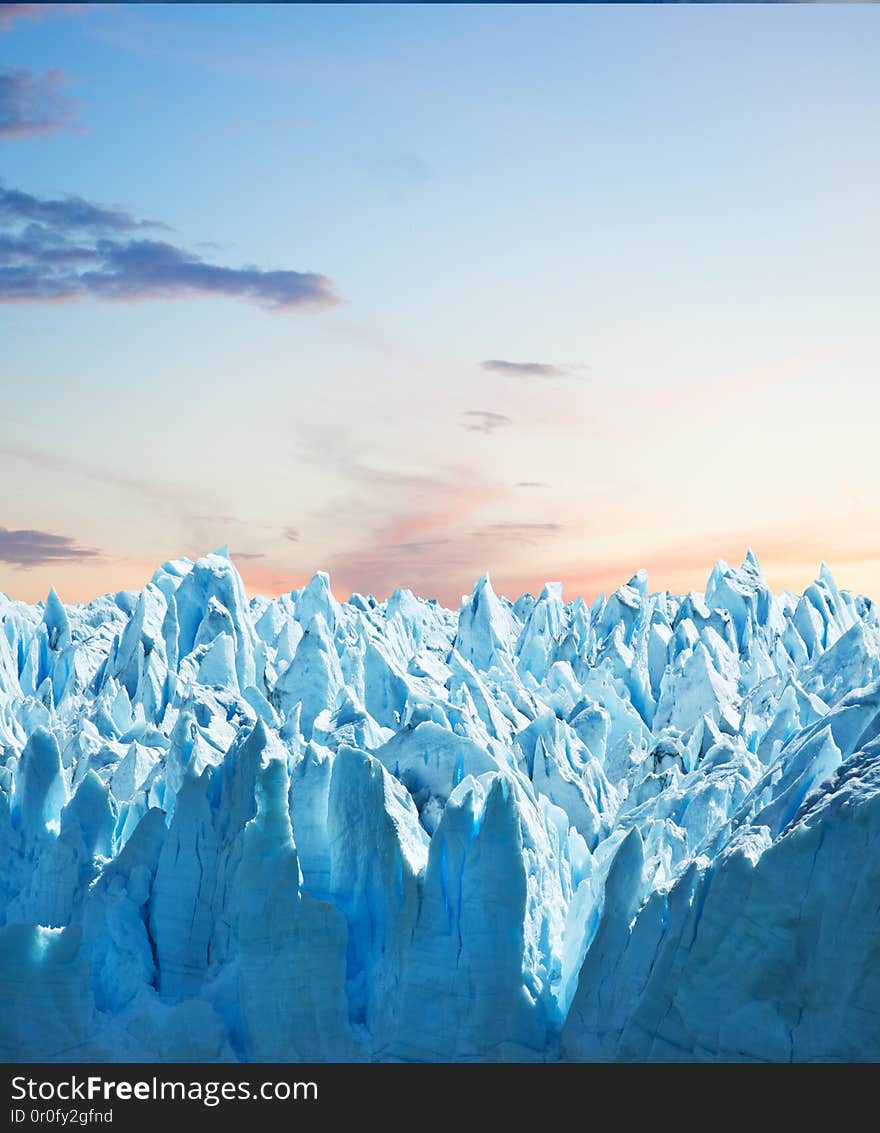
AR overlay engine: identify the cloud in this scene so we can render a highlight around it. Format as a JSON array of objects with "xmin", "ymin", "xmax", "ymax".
[
  {"xmin": 0, "ymin": 442, "xmax": 261, "ymax": 553},
  {"xmin": 481, "ymin": 359, "xmax": 565, "ymax": 379},
  {"xmin": 0, "ymin": 186, "xmax": 166, "ymax": 230},
  {"xmin": 223, "ymin": 117, "xmax": 308, "ymax": 137},
  {"xmin": 0, "ymin": 4, "xmax": 94, "ymax": 33},
  {"xmin": 283, "ymin": 527, "xmax": 300, "ymax": 542},
  {"xmin": 516, "ymin": 481, "xmax": 547, "ymax": 488},
  {"xmin": 0, "ymin": 439, "xmax": 207, "ymax": 512},
  {"xmin": 461, "ymin": 410, "xmax": 512, "ymax": 436},
  {"xmin": 190, "ymin": 513, "xmax": 237, "ymax": 526},
  {"xmin": 231, "ymin": 559, "xmax": 301, "ymax": 598},
  {"xmin": 230, "ymin": 551, "xmax": 265, "ymax": 561},
  {"xmin": 356, "ymin": 149, "xmax": 432, "ymax": 186},
  {"xmin": 0, "ymin": 184, "xmax": 339, "ymax": 310},
  {"xmin": 0, "ymin": 526, "xmax": 100, "ymax": 567},
  {"xmin": 0, "ymin": 67, "xmax": 80, "ymax": 139},
  {"xmin": 472, "ymin": 522, "xmax": 562, "ymax": 545},
  {"xmin": 188, "ymin": 514, "xmax": 285, "ymax": 542},
  {"xmin": 321, "ymin": 462, "xmax": 505, "ymax": 601},
  {"xmin": 0, "ymin": 4, "xmax": 49, "ymax": 31}
]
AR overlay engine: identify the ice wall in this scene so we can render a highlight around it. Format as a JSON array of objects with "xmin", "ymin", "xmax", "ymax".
[{"xmin": 1, "ymin": 551, "xmax": 878, "ymax": 1061}]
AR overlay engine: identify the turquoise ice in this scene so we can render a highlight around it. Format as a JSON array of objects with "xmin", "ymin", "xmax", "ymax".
[{"xmin": 0, "ymin": 550, "xmax": 878, "ymax": 1061}]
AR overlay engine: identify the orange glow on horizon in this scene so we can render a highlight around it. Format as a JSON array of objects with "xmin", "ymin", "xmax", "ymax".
[{"xmin": 4, "ymin": 543, "xmax": 879, "ymax": 612}]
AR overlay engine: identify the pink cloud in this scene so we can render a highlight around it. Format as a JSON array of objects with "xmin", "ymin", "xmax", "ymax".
[
  {"xmin": 0, "ymin": 4, "xmax": 93, "ymax": 33},
  {"xmin": 0, "ymin": 66, "xmax": 80, "ymax": 139}
]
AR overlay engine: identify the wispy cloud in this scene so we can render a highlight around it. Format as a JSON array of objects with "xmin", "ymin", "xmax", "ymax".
[
  {"xmin": 472, "ymin": 521, "xmax": 562, "ymax": 545},
  {"xmin": 0, "ymin": 438, "xmax": 205, "ymax": 512},
  {"xmin": 356, "ymin": 149, "xmax": 432, "ymax": 187},
  {"xmin": 230, "ymin": 551, "xmax": 265, "ymax": 561},
  {"xmin": 0, "ymin": 4, "xmax": 36, "ymax": 31},
  {"xmin": 190, "ymin": 513, "xmax": 237, "ymax": 527},
  {"xmin": 0, "ymin": 4, "xmax": 96, "ymax": 34},
  {"xmin": 0, "ymin": 4, "xmax": 53, "ymax": 32},
  {"xmin": 283, "ymin": 527, "xmax": 300, "ymax": 542},
  {"xmin": 461, "ymin": 410, "xmax": 512, "ymax": 436},
  {"xmin": 729, "ymin": 350, "xmax": 837, "ymax": 396},
  {"xmin": 188, "ymin": 513, "xmax": 284, "ymax": 539},
  {"xmin": 481, "ymin": 359, "xmax": 566, "ymax": 379},
  {"xmin": 0, "ymin": 526, "xmax": 99, "ymax": 567},
  {"xmin": 0, "ymin": 441, "xmax": 249, "ymax": 552},
  {"xmin": 516, "ymin": 481, "xmax": 547, "ymax": 488},
  {"xmin": 319, "ymin": 460, "xmax": 505, "ymax": 601},
  {"xmin": 0, "ymin": 67, "xmax": 80, "ymax": 139},
  {"xmin": 0, "ymin": 184, "xmax": 339, "ymax": 310},
  {"xmin": 223, "ymin": 116, "xmax": 307, "ymax": 137}
]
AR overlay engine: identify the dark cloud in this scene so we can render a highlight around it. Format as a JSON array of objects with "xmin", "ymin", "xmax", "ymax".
[
  {"xmin": 0, "ymin": 67, "xmax": 79, "ymax": 139},
  {"xmin": 0, "ymin": 230, "xmax": 100, "ymax": 264},
  {"xmin": 230, "ymin": 551, "xmax": 265, "ymax": 561},
  {"xmin": 79, "ymin": 240, "xmax": 337, "ymax": 308},
  {"xmin": 283, "ymin": 527, "xmax": 300, "ymax": 542},
  {"xmin": 0, "ymin": 526, "xmax": 100, "ymax": 567},
  {"xmin": 481, "ymin": 359, "xmax": 564, "ymax": 379},
  {"xmin": 461, "ymin": 410, "xmax": 512, "ymax": 436},
  {"xmin": 0, "ymin": 186, "xmax": 167, "ymax": 230},
  {"xmin": 0, "ymin": 185, "xmax": 339, "ymax": 310}
]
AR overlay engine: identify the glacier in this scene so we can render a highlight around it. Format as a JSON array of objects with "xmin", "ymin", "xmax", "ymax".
[{"xmin": 1, "ymin": 549, "xmax": 880, "ymax": 1062}]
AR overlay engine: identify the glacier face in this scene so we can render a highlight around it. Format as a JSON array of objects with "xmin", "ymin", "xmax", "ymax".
[{"xmin": 1, "ymin": 550, "xmax": 880, "ymax": 1062}]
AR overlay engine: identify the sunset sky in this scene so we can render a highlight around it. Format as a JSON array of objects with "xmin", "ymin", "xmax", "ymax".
[{"xmin": 2, "ymin": 3, "xmax": 879, "ymax": 608}]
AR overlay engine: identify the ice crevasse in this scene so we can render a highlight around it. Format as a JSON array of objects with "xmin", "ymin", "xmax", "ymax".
[{"xmin": 1, "ymin": 549, "xmax": 879, "ymax": 1062}]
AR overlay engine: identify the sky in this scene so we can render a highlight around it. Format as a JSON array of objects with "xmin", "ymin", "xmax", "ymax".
[{"xmin": 1, "ymin": 3, "xmax": 879, "ymax": 609}]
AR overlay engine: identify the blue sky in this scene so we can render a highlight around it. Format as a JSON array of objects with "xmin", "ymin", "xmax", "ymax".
[{"xmin": 2, "ymin": 3, "xmax": 879, "ymax": 605}]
